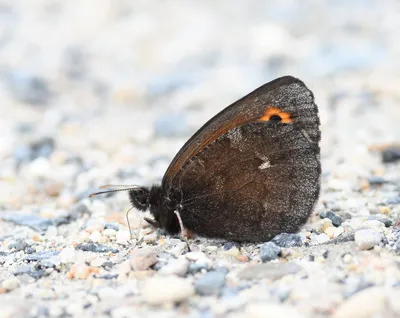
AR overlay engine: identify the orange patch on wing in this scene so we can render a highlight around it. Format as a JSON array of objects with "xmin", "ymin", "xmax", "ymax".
[{"xmin": 259, "ymin": 107, "xmax": 293, "ymax": 123}]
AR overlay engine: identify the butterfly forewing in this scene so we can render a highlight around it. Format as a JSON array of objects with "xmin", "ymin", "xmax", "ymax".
[{"xmin": 162, "ymin": 76, "xmax": 320, "ymax": 193}]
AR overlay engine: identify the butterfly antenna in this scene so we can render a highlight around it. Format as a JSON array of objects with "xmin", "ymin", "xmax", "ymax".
[{"xmin": 89, "ymin": 185, "xmax": 141, "ymax": 198}]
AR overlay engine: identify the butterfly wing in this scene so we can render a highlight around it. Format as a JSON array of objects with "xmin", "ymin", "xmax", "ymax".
[
  {"xmin": 173, "ymin": 120, "xmax": 320, "ymax": 241},
  {"xmin": 162, "ymin": 75, "xmax": 320, "ymax": 194}
]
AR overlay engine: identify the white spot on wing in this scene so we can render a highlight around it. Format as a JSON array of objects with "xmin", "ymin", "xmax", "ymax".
[{"xmin": 258, "ymin": 156, "xmax": 271, "ymax": 170}]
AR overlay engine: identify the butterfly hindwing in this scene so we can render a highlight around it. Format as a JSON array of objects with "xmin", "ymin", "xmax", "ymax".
[{"xmin": 171, "ymin": 121, "xmax": 320, "ymax": 242}]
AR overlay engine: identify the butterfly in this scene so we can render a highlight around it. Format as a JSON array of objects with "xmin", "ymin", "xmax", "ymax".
[{"xmin": 91, "ymin": 76, "xmax": 321, "ymax": 243}]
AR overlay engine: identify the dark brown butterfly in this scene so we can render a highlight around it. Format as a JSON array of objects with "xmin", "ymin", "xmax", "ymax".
[{"xmin": 92, "ymin": 76, "xmax": 321, "ymax": 243}]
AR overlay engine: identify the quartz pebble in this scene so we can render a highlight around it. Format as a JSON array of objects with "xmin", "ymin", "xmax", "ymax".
[
  {"xmin": 158, "ymin": 258, "xmax": 189, "ymax": 276},
  {"xmin": 103, "ymin": 229, "xmax": 117, "ymax": 237},
  {"xmin": 142, "ymin": 276, "xmax": 194, "ymax": 305},
  {"xmin": 116, "ymin": 231, "xmax": 131, "ymax": 245},
  {"xmin": 354, "ymin": 229, "xmax": 382, "ymax": 250}
]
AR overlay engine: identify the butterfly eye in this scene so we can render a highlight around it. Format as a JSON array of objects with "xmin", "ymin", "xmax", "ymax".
[{"xmin": 135, "ymin": 190, "xmax": 148, "ymax": 205}]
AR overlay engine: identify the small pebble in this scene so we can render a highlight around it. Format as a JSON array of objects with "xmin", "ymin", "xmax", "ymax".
[
  {"xmin": 143, "ymin": 232, "xmax": 157, "ymax": 242},
  {"xmin": 103, "ymin": 229, "xmax": 117, "ymax": 237},
  {"xmin": 239, "ymin": 263, "xmax": 302, "ymax": 280},
  {"xmin": 130, "ymin": 248, "xmax": 158, "ymax": 271},
  {"xmin": 104, "ymin": 223, "xmax": 119, "ymax": 231},
  {"xmin": 89, "ymin": 230, "xmax": 102, "ymax": 243},
  {"xmin": 324, "ymin": 226, "xmax": 336, "ymax": 239},
  {"xmin": 381, "ymin": 147, "xmax": 400, "ymax": 163},
  {"xmin": 378, "ymin": 206, "xmax": 391, "ymax": 215},
  {"xmin": 2, "ymin": 277, "xmax": 20, "ymax": 291},
  {"xmin": 142, "ymin": 276, "xmax": 194, "ymax": 305},
  {"xmin": 59, "ymin": 247, "xmax": 76, "ymax": 264},
  {"xmin": 320, "ymin": 211, "xmax": 343, "ymax": 227},
  {"xmin": 334, "ymin": 226, "xmax": 344, "ymax": 238},
  {"xmin": 158, "ymin": 258, "xmax": 189, "ymax": 277},
  {"xmin": 223, "ymin": 246, "xmax": 241, "ymax": 258},
  {"xmin": 354, "ymin": 229, "xmax": 382, "ymax": 250},
  {"xmin": 116, "ymin": 231, "xmax": 131, "ymax": 245},
  {"xmin": 8, "ymin": 239, "xmax": 27, "ymax": 251},
  {"xmin": 194, "ymin": 271, "xmax": 226, "ymax": 296},
  {"xmin": 315, "ymin": 233, "xmax": 330, "ymax": 244},
  {"xmin": 363, "ymin": 220, "xmax": 385, "ymax": 232},
  {"xmin": 69, "ymin": 264, "xmax": 90, "ymax": 279},
  {"xmin": 76, "ymin": 243, "xmax": 118, "ymax": 254},
  {"xmin": 394, "ymin": 239, "xmax": 400, "ymax": 254},
  {"xmin": 271, "ymin": 233, "xmax": 303, "ymax": 247},
  {"xmin": 185, "ymin": 251, "xmax": 206, "ymax": 261},
  {"xmin": 259, "ymin": 242, "xmax": 281, "ymax": 262}
]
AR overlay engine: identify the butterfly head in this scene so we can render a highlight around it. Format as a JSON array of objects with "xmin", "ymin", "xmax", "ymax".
[{"xmin": 128, "ymin": 187, "xmax": 150, "ymax": 211}]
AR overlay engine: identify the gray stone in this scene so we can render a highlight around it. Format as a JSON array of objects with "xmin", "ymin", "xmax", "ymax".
[
  {"xmin": 367, "ymin": 215, "xmax": 393, "ymax": 227},
  {"xmin": 14, "ymin": 265, "xmax": 32, "ymax": 276},
  {"xmin": 386, "ymin": 196, "xmax": 400, "ymax": 205},
  {"xmin": 259, "ymin": 242, "xmax": 281, "ymax": 262},
  {"xmin": 394, "ymin": 239, "xmax": 400, "ymax": 254},
  {"xmin": 382, "ymin": 147, "xmax": 400, "ymax": 163},
  {"xmin": 329, "ymin": 231, "xmax": 355, "ymax": 244},
  {"xmin": 238, "ymin": 263, "xmax": 302, "ymax": 281},
  {"xmin": 7, "ymin": 70, "xmax": 51, "ymax": 106},
  {"xmin": 272, "ymin": 233, "xmax": 303, "ymax": 247},
  {"xmin": 24, "ymin": 250, "xmax": 60, "ymax": 262},
  {"xmin": 195, "ymin": 271, "xmax": 226, "ymax": 296},
  {"xmin": 8, "ymin": 239, "xmax": 27, "ymax": 251},
  {"xmin": 320, "ymin": 211, "xmax": 343, "ymax": 227},
  {"xmin": 76, "ymin": 243, "xmax": 119, "ymax": 254},
  {"xmin": 2, "ymin": 214, "xmax": 53, "ymax": 232},
  {"xmin": 188, "ymin": 263, "xmax": 210, "ymax": 274},
  {"xmin": 104, "ymin": 223, "xmax": 119, "ymax": 231},
  {"xmin": 367, "ymin": 176, "xmax": 388, "ymax": 185}
]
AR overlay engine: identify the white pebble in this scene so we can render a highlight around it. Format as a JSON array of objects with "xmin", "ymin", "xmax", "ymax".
[
  {"xmin": 89, "ymin": 230, "xmax": 102, "ymax": 243},
  {"xmin": 334, "ymin": 226, "xmax": 344, "ymax": 238},
  {"xmin": 355, "ymin": 229, "xmax": 382, "ymax": 250},
  {"xmin": 116, "ymin": 231, "xmax": 131, "ymax": 245},
  {"xmin": 142, "ymin": 276, "xmax": 194, "ymax": 305},
  {"xmin": 143, "ymin": 232, "xmax": 157, "ymax": 242},
  {"xmin": 2, "ymin": 277, "xmax": 20, "ymax": 291},
  {"xmin": 59, "ymin": 247, "xmax": 76, "ymax": 264},
  {"xmin": 168, "ymin": 243, "xmax": 187, "ymax": 257},
  {"xmin": 363, "ymin": 220, "xmax": 385, "ymax": 232},
  {"xmin": 46, "ymin": 226, "xmax": 58, "ymax": 238},
  {"xmin": 158, "ymin": 259, "xmax": 189, "ymax": 277},
  {"xmin": 185, "ymin": 251, "xmax": 206, "ymax": 261},
  {"xmin": 103, "ymin": 229, "xmax": 117, "ymax": 237},
  {"xmin": 315, "ymin": 233, "xmax": 330, "ymax": 244},
  {"xmin": 324, "ymin": 226, "xmax": 336, "ymax": 239}
]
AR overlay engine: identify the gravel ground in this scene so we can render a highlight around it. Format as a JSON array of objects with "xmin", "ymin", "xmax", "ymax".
[{"xmin": 1, "ymin": 1, "xmax": 400, "ymax": 317}]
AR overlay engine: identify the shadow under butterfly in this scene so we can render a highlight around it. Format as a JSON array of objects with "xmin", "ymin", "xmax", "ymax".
[{"xmin": 91, "ymin": 76, "xmax": 321, "ymax": 246}]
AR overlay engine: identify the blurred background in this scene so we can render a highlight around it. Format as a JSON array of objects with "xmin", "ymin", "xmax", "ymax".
[{"xmin": 0, "ymin": 0, "xmax": 399, "ymax": 207}]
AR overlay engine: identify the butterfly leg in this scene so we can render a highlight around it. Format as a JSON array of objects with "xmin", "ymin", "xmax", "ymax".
[{"xmin": 174, "ymin": 208, "xmax": 191, "ymax": 252}]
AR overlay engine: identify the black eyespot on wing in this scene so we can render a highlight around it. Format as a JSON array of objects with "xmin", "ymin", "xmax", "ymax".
[{"xmin": 269, "ymin": 114, "xmax": 282, "ymax": 122}]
